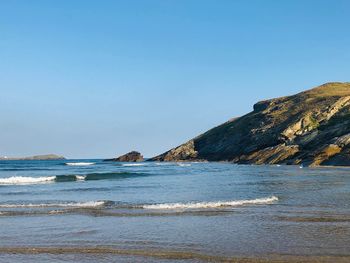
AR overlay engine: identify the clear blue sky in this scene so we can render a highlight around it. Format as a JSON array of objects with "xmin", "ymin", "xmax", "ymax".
[{"xmin": 0, "ymin": 0, "xmax": 349, "ymax": 158}]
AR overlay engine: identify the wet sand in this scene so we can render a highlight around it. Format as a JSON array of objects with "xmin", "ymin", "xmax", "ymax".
[{"xmin": 0, "ymin": 246, "xmax": 350, "ymax": 263}]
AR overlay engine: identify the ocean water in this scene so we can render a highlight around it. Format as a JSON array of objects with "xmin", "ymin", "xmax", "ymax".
[{"xmin": 0, "ymin": 160, "xmax": 349, "ymax": 262}]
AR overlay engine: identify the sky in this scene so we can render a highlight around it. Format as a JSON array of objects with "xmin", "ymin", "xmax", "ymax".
[{"xmin": 0, "ymin": 0, "xmax": 349, "ymax": 158}]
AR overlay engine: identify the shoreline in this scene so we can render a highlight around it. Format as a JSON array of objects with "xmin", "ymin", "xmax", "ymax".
[
  {"xmin": 2, "ymin": 158, "xmax": 350, "ymax": 169},
  {"xmin": 0, "ymin": 246, "xmax": 349, "ymax": 263}
]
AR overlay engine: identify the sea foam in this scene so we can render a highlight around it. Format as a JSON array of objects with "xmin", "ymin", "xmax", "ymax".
[
  {"xmin": 155, "ymin": 162, "xmax": 172, "ymax": 166},
  {"xmin": 122, "ymin": 163, "xmax": 145, "ymax": 167},
  {"xmin": 0, "ymin": 201, "xmax": 106, "ymax": 208},
  {"xmin": 65, "ymin": 162, "xmax": 95, "ymax": 166},
  {"xmin": 177, "ymin": 163, "xmax": 191, "ymax": 167},
  {"xmin": 0, "ymin": 172, "xmax": 143, "ymax": 185},
  {"xmin": 143, "ymin": 196, "xmax": 278, "ymax": 209},
  {"xmin": 0, "ymin": 176, "xmax": 56, "ymax": 185}
]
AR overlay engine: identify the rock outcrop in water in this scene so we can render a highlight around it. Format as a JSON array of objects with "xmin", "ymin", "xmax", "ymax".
[
  {"xmin": 151, "ymin": 82, "xmax": 350, "ymax": 166},
  {"xmin": 104, "ymin": 151, "xmax": 144, "ymax": 162},
  {"xmin": 0, "ymin": 154, "xmax": 65, "ymax": 160}
]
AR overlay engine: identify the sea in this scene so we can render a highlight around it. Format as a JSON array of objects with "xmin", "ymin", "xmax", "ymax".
[{"xmin": 0, "ymin": 160, "xmax": 349, "ymax": 262}]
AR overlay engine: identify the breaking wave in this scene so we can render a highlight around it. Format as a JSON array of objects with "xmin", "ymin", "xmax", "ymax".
[
  {"xmin": 122, "ymin": 163, "xmax": 146, "ymax": 167},
  {"xmin": 0, "ymin": 172, "xmax": 149, "ymax": 185},
  {"xmin": 0, "ymin": 176, "xmax": 56, "ymax": 185},
  {"xmin": 65, "ymin": 162, "xmax": 95, "ymax": 166},
  {"xmin": 143, "ymin": 196, "xmax": 278, "ymax": 209},
  {"xmin": 177, "ymin": 163, "xmax": 191, "ymax": 167},
  {"xmin": 0, "ymin": 201, "xmax": 106, "ymax": 208},
  {"xmin": 155, "ymin": 162, "xmax": 173, "ymax": 166}
]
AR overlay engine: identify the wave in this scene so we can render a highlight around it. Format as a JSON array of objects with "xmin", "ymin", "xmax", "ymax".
[
  {"xmin": 177, "ymin": 163, "xmax": 191, "ymax": 167},
  {"xmin": 65, "ymin": 162, "xmax": 95, "ymax": 166},
  {"xmin": 0, "ymin": 176, "xmax": 56, "ymax": 185},
  {"xmin": 0, "ymin": 172, "xmax": 149, "ymax": 185},
  {"xmin": 122, "ymin": 163, "xmax": 145, "ymax": 167},
  {"xmin": 0, "ymin": 168, "xmax": 53, "ymax": 171},
  {"xmin": 142, "ymin": 196, "xmax": 278, "ymax": 209},
  {"xmin": 0, "ymin": 201, "xmax": 106, "ymax": 208},
  {"xmin": 155, "ymin": 162, "xmax": 173, "ymax": 166},
  {"xmin": 82, "ymin": 172, "xmax": 147, "ymax": 181},
  {"xmin": 154, "ymin": 162, "xmax": 191, "ymax": 167}
]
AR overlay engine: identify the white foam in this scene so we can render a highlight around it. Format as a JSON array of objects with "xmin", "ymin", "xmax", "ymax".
[
  {"xmin": 122, "ymin": 163, "xmax": 145, "ymax": 167},
  {"xmin": 75, "ymin": 175, "xmax": 86, "ymax": 181},
  {"xmin": 143, "ymin": 196, "xmax": 278, "ymax": 210},
  {"xmin": 0, "ymin": 201, "xmax": 106, "ymax": 208},
  {"xmin": 65, "ymin": 162, "xmax": 95, "ymax": 166},
  {"xmin": 155, "ymin": 162, "xmax": 172, "ymax": 166},
  {"xmin": 177, "ymin": 163, "xmax": 191, "ymax": 167},
  {"xmin": 0, "ymin": 176, "xmax": 56, "ymax": 185}
]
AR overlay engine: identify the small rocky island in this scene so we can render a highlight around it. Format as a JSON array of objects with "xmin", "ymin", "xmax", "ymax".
[
  {"xmin": 104, "ymin": 151, "xmax": 144, "ymax": 162},
  {"xmin": 150, "ymin": 82, "xmax": 350, "ymax": 166},
  {"xmin": 0, "ymin": 154, "xmax": 65, "ymax": 160}
]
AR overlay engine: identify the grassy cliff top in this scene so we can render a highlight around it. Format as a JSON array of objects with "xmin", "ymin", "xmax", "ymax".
[
  {"xmin": 151, "ymin": 82, "xmax": 350, "ymax": 165},
  {"xmin": 300, "ymin": 82, "xmax": 350, "ymax": 98}
]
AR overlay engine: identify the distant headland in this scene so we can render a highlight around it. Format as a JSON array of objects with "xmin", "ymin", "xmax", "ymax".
[
  {"xmin": 4, "ymin": 82, "xmax": 350, "ymax": 167},
  {"xmin": 0, "ymin": 154, "xmax": 65, "ymax": 161}
]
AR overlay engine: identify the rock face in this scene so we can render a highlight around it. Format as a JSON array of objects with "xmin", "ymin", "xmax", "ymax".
[
  {"xmin": 0, "ymin": 154, "xmax": 66, "ymax": 160},
  {"xmin": 151, "ymin": 82, "xmax": 350, "ymax": 166},
  {"xmin": 105, "ymin": 151, "xmax": 144, "ymax": 162}
]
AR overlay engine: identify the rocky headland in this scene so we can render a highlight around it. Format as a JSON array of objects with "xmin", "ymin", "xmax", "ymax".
[
  {"xmin": 104, "ymin": 151, "xmax": 144, "ymax": 162},
  {"xmin": 150, "ymin": 82, "xmax": 350, "ymax": 166}
]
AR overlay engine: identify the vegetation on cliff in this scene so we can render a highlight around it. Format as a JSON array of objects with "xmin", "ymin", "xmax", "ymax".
[{"xmin": 151, "ymin": 82, "xmax": 350, "ymax": 166}]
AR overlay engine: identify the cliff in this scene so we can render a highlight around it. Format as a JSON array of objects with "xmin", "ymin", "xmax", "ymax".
[{"xmin": 151, "ymin": 82, "xmax": 350, "ymax": 166}]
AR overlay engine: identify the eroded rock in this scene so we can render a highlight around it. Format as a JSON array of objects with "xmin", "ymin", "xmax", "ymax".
[
  {"xmin": 151, "ymin": 82, "xmax": 350, "ymax": 166},
  {"xmin": 105, "ymin": 151, "xmax": 144, "ymax": 162}
]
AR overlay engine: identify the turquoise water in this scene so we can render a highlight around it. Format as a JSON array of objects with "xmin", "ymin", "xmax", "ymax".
[{"xmin": 0, "ymin": 160, "xmax": 349, "ymax": 262}]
